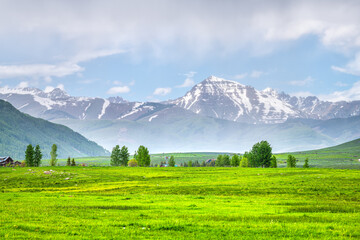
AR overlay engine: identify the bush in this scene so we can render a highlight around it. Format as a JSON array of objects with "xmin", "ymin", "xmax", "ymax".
[{"xmin": 128, "ymin": 159, "xmax": 138, "ymax": 167}]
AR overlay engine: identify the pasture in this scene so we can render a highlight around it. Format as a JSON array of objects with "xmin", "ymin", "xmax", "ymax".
[{"xmin": 1, "ymin": 167, "xmax": 360, "ymax": 239}]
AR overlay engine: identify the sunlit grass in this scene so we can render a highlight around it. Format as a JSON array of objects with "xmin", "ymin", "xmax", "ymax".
[{"xmin": 1, "ymin": 167, "xmax": 360, "ymax": 239}]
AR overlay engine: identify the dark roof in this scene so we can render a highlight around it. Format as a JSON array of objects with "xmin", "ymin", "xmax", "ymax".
[{"xmin": 0, "ymin": 156, "xmax": 11, "ymax": 162}]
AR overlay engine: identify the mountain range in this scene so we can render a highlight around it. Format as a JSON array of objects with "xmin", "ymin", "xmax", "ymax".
[
  {"xmin": 1, "ymin": 76, "xmax": 360, "ymax": 124},
  {"xmin": 1, "ymin": 76, "xmax": 360, "ymax": 153}
]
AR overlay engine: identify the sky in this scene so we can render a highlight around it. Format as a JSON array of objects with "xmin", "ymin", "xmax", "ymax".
[{"xmin": 1, "ymin": 0, "xmax": 360, "ymax": 102}]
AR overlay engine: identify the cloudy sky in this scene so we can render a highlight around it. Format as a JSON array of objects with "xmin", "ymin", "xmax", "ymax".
[{"xmin": 1, "ymin": 0, "xmax": 360, "ymax": 102}]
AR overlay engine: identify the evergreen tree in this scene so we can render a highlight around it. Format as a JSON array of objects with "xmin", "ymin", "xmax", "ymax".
[
  {"xmin": 136, "ymin": 145, "xmax": 151, "ymax": 167},
  {"xmin": 250, "ymin": 141, "xmax": 272, "ymax": 167},
  {"xmin": 71, "ymin": 158, "xmax": 76, "ymax": 166},
  {"xmin": 188, "ymin": 161, "xmax": 193, "ymax": 167},
  {"xmin": 168, "ymin": 156, "xmax": 175, "ymax": 167},
  {"xmin": 25, "ymin": 144, "xmax": 34, "ymax": 167},
  {"xmin": 66, "ymin": 157, "xmax": 71, "ymax": 166},
  {"xmin": 110, "ymin": 145, "xmax": 121, "ymax": 166},
  {"xmin": 303, "ymin": 158, "xmax": 309, "ymax": 168},
  {"xmin": 270, "ymin": 155, "xmax": 277, "ymax": 168},
  {"xmin": 119, "ymin": 145, "xmax": 130, "ymax": 166},
  {"xmin": 33, "ymin": 145, "xmax": 42, "ymax": 167},
  {"xmin": 287, "ymin": 155, "xmax": 296, "ymax": 168},
  {"xmin": 201, "ymin": 160, "xmax": 206, "ymax": 167},
  {"xmin": 50, "ymin": 144, "xmax": 58, "ymax": 166},
  {"xmin": 231, "ymin": 154, "xmax": 240, "ymax": 167}
]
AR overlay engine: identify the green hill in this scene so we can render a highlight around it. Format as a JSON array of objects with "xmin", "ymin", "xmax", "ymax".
[
  {"xmin": 276, "ymin": 137, "xmax": 360, "ymax": 168},
  {"xmin": 0, "ymin": 100, "xmax": 109, "ymax": 160}
]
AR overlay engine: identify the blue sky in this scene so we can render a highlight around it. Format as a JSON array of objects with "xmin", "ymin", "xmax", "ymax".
[{"xmin": 1, "ymin": 0, "xmax": 360, "ymax": 102}]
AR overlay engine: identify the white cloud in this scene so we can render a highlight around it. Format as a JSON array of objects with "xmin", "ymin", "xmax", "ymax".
[
  {"xmin": 289, "ymin": 76, "xmax": 314, "ymax": 86},
  {"xmin": 319, "ymin": 81, "xmax": 360, "ymax": 102},
  {"xmin": 153, "ymin": 87, "xmax": 172, "ymax": 96},
  {"xmin": 233, "ymin": 73, "xmax": 247, "ymax": 80},
  {"xmin": 335, "ymin": 81, "xmax": 348, "ymax": 87},
  {"xmin": 250, "ymin": 71, "xmax": 264, "ymax": 78},
  {"xmin": 1, "ymin": 1, "xmax": 360, "ymax": 62},
  {"xmin": 332, "ymin": 52, "xmax": 360, "ymax": 76},
  {"xmin": 113, "ymin": 80, "xmax": 122, "ymax": 85},
  {"xmin": 184, "ymin": 71, "xmax": 196, "ymax": 78},
  {"xmin": 107, "ymin": 86, "xmax": 130, "ymax": 94},
  {"xmin": 0, "ymin": 63, "xmax": 83, "ymax": 79},
  {"xmin": 2, "ymin": 1, "xmax": 360, "ymax": 87},
  {"xmin": 176, "ymin": 71, "xmax": 196, "ymax": 88},
  {"xmin": 17, "ymin": 81, "xmax": 29, "ymax": 88},
  {"xmin": 177, "ymin": 78, "xmax": 194, "ymax": 88}
]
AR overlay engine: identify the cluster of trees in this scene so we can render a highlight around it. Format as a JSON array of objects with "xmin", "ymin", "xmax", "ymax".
[
  {"xmin": 286, "ymin": 155, "xmax": 309, "ymax": 168},
  {"xmin": 66, "ymin": 157, "xmax": 76, "ymax": 166},
  {"xmin": 24, "ymin": 144, "xmax": 58, "ymax": 167},
  {"xmin": 110, "ymin": 145, "xmax": 130, "ymax": 166},
  {"xmin": 108, "ymin": 141, "xmax": 310, "ymax": 168},
  {"xmin": 110, "ymin": 145, "xmax": 151, "ymax": 167},
  {"xmin": 25, "ymin": 144, "xmax": 42, "ymax": 167}
]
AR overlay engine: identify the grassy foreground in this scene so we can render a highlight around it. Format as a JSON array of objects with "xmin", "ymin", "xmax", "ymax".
[{"xmin": 1, "ymin": 167, "xmax": 360, "ymax": 239}]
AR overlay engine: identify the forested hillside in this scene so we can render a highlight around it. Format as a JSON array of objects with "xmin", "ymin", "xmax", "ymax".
[{"xmin": 0, "ymin": 100, "xmax": 108, "ymax": 159}]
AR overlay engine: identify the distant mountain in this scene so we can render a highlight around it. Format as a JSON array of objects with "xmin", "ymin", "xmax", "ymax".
[
  {"xmin": 0, "ymin": 100, "xmax": 108, "ymax": 159},
  {"xmin": 1, "ymin": 76, "xmax": 360, "ymax": 154},
  {"xmin": 170, "ymin": 76, "xmax": 302, "ymax": 123},
  {"xmin": 1, "ymin": 76, "xmax": 360, "ymax": 124},
  {"xmin": 0, "ymin": 86, "xmax": 172, "ymax": 121},
  {"xmin": 171, "ymin": 76, "xmax": 360, "ymax": 123}
]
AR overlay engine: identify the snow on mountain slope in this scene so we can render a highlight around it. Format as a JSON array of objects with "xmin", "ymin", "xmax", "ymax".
[
  {"xmin": 0, "ymin": 86, "xmax": 171, "ymax": 121},
  {"xmin": 1, "ymin": 75, "xmax": 360, "ymax": 124},
  {"xmin": 171, "ymin": 76, "xmax": 360, "ymax": 123},
  {"xmin": 171, "ymin": 76, "xmax": 301, "ymax": 123}
]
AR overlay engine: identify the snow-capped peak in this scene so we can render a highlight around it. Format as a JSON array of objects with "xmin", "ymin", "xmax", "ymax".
[
  {"xmin": 172, "ymin": 76, "xmax": 300, "ymax": 123},
  {"xmin": 261, "ymin": 87, "xmax": 278, "ymax": 96},
  {"xmin": 47, "ymin": 88, "xmax": 69, "ymax": 99}
]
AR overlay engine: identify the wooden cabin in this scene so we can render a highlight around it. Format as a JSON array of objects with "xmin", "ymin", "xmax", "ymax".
[{"xmin": 0, "ymin": 156, "xmax": 20, "ymax": 167}]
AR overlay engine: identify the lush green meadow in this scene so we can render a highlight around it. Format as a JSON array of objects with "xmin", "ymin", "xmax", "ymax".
[
  {"xmin": 275, "ymin": 138, "xmax": 360, "ymax": 169},
  {"xmin": 1, "ymin": 167, "xmax": 360, "ymax": 239}
]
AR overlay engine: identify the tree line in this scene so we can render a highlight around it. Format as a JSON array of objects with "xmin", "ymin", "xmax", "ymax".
[
  {"xmin": 24, "ymin": 143, "xmax": 77, "ymax": 167},
  {"xmin": 110, "ymin": 141, "xmax": 310, "ymax": 168}
]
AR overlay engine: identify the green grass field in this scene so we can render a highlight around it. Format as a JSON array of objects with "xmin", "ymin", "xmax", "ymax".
[
  {"xmin": 1, "ymin": 167, "xmax": 360, "ymax": 239},
  {"xmin": 38, "ymin": 138, "xmax": 360, "ymax": 169},
  {"xmin": 275, "ymin": 138, "xmax": 360, "ymax": 169}
]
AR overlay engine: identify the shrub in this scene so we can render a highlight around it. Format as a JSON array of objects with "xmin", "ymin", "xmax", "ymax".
[{"xmin": 128, "ymin": 159, "xmax": 138, "ymax": 167}]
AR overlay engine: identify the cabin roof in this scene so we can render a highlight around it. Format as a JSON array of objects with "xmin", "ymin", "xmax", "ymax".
[{"xmin": 0, "ymin": 156, "xmax": 11, "ymax": 162}]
